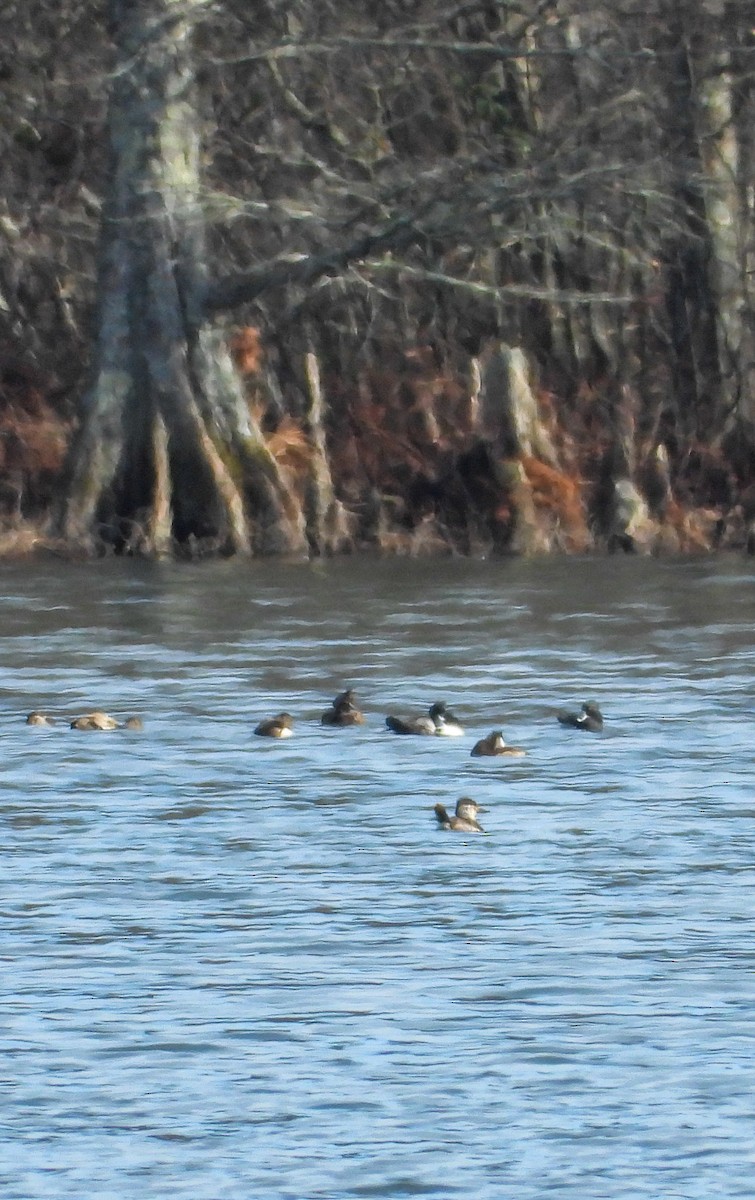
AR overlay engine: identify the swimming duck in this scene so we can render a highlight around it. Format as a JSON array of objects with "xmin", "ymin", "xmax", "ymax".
[
  {"xmin": 386, "ymin": 701, "xmax": 464, "ymax": 737},
  {"xmin": 556, "ymin": 701, "xmax": 604, "ymax": 733},
  {"xmin": 123, "ymin": 716, "xmax": 144, "ymax": 730},
  {"xmin": 26, "ymin": 711, "xmax": 55, "ymax": 726},
  {"xmin": 321, "ymin": 688, "xmax": 365, "ymax": 726},
  {"xmin": 254, "ymin": 712, "xmax": 294, "ymax": 738},
  {"xmin": 70, "ymin": 711, "xmax": 120, "ymax": 731},
  {"xmin": 434, "ymin": 798, "xmax": 484, "ymax": 832},
  {"xmin": 470, "ymin": 730, "xmax": 526, "ymax": 757}
]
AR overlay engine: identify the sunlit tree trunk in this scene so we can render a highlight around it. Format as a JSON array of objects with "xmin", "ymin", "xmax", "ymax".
[{"xmin": 57, "ymin": 0, "xmax": 305, "ymax": 556}]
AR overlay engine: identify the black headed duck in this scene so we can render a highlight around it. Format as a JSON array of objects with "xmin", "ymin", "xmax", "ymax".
[
  {"xmin": 434, "ymin": 798, "xmax": 484, "ymax": 832},
  {"xmin": 556, "ymin": 701, "xmax": 604, "ymax": 733},
  {"xmin": 470, "ymin": 730, "xmax": 526, "ymax": 758},
  {"xmin": 254, "ymin": 712, "xmax": 294, "ymax": 738},
  {"xmin": 386, "ymin": 701, "xmax": 464, "ymax": 737}
]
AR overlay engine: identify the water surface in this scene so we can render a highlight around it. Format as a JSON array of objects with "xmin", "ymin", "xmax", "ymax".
[{"xmin": 2, "ymin": 554, "xmax": 754, "ymax": 1198}]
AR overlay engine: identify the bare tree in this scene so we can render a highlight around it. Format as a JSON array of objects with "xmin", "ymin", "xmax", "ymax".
[
  {"xmin": 2, "ymin": 0, "xmax": 752, "ymax": 556},
  {"xmin": 57, "ymin": 0, "xmax": 308, "ymax": 556}
]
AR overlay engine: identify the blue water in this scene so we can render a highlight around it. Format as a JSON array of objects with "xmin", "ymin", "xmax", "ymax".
[{"xmin": 2, "ymin": 555, "xmax": 754, "ymax": 1198}]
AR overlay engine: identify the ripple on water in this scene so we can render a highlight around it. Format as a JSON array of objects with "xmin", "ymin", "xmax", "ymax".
[{"xmin": 1, "ymin": 556, "xmax": 755, "ymax": 1199}]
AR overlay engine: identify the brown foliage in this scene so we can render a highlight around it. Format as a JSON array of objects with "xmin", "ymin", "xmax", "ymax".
[
  {"xmin": 0, "ymin": 359, "xmax": 70, "ymax": 520},
  {"xmin": 264, "ymin": 416, "xmax": 314, "ymax": 475},
  {"xmin": 230, "ymin": 327, "xmax": 264, "ymax": 376},
  {"xmin": 665, "ymin": 498, "xmax": 722, "ymax": 553},
  {"xmin": 520, "ymin": 454, "xmax": 589, "ymax": 550},
  {"xmin": 337, "ymin": 349, "xmax": 470, "ymax": 490}
]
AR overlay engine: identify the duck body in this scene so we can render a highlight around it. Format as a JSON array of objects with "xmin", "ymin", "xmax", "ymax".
[
  {"xmin": 386, "ymin": 713, "xmax": 435, "ymax": 735},
  {"xmin": 386, "ymin": 701, "xmax": 463, "ymax": 737},
  {"xmin": 70, "ymin": 711, "xmax": 120, "ymax": 731},
  {"xmin": 321, "ymin": 688, "xmax": 365, "ymax": 726},
  {"xmin": 254, "ymin": 712, "xmax": 294, "ymax": 738},
  {"xmin": 434, "ymin": 711, "xmax": 465, "ymax": 737},
  {"xmin": 471, "ymin": 730, "xmax": 526, "ymax": 757},
  {"xmin": 434, "ymin": 798, "xmax": 484, "ymax": 832},
  {"xmin": 26, "ymin": 711, "xmax": 54, "ymax": 726},
  {"xmin": 557, "ymin": 701, "xmax": 604, "ymax": 733}
]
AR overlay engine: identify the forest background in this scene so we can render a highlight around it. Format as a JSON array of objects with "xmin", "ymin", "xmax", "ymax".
[{"xmin": 0, "ymin": 0, "xmax": 753, "ymax": 560}]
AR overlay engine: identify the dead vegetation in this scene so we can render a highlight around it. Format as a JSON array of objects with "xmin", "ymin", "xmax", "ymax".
[
  {"xmin": 0, "ymin": 1, "xmax": 753, "ymax": 559},
  {"xmin": 2, "ymin": 326, "xmax": 754, "ymax": 559}
]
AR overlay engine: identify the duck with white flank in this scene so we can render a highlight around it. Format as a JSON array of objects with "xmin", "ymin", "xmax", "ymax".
[
  {"xmin": 386, "ymin": 701, "xmax": 464, "ymax": 737},
  {"xmin": 556, "ymin": 702, "xmax": 603, "ymax": 733}
]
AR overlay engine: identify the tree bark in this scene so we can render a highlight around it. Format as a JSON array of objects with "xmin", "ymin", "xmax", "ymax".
[
  {"xmin": 697, "ymin": 2, "xmax": 755, "ymax": 450},
  {"xmin": 57, "ymin": 0, "xmax": 305, "ymax": 557},
  {"xmin": 657, "ymin": 0, "xmax": 725, "ymax": 444},
  {"xmin": 302, "ymin": 348, "xmax": 354, "ymax": 554}
]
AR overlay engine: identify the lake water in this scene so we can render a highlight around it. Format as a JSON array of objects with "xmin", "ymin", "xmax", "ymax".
[{"xmin": 2, "ymin": 554, "xmax": 754, "ymax": 1199}]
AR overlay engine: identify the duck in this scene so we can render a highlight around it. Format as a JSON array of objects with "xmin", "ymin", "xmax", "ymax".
[
  {"xmin": 254, "ymin": 712, "xmax": 294, "ymax": 738},
  {"xmin": 123, "ymin": 716, "xmax": 144, "ymax": 730},
  {"xmin": 70, "ymin": 711, "xmax": 120, "ymax": 731},
  {"xmin": 556, "ymin": 701, "xmax": 603, "ymax": 733},
  {"xmin": 26, "ymin": 711, "xmax": 55, "ymax": 726},
  {"xmin": 321, "ymin": 688, "xmax": 365, "ymax": 726},
  {"xmin": 434, "ymin": 798, "xmax": 484, "ymax": 833},
  {"xmin": 386, "ymin": 701, "xmax": 464, "ymax": 737},
  {"xmin": 470, "ymin": 730, "xmax": 526, "ymax": 757}
]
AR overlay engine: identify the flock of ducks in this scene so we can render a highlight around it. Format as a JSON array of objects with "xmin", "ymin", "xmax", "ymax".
[
  {"xmin": 255, "ymin": 690, "xmax": 603, "ymax": 835},
  {"xmin": 26, "ymin": 710, "xmax": 143, "ymax": 731},
  {"xmin": 25, "ymin": 690, "xmax": 603, "ymax": 834}
]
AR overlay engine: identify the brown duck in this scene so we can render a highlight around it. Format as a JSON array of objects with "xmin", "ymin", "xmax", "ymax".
[
  {"xmin": 321, "ymin": 688, "xmax": 365, "ymax": 726},
  {"xmin": 26, "ymin": 711, "xmax": 55, "ymax": 727},
  {"xmin": 70, "ymin": 711, "xmax": 121, "ymax": 731},
  {"xmin": 470, "ymin": 730, "xmax": 526, "ymax": 758},
  {"xmin": 254, "ymin": 712, "xmax": 294, "ymax": 738},
  {"xmin": 434, "ymin": 798, "xmax": 484, "ymax": 833}
]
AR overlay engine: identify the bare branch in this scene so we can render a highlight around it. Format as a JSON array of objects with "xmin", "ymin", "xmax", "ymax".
[{"xmin": 203, "ymin": 214, "xmax": 419, "ymax": 312}]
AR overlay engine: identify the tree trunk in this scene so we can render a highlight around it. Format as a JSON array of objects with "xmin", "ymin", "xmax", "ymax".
[
  {"xmin": 301, "ymin": 348, "xmax": 354, "ymax": 555},
  {"xmin": 657, "ymin": 0, "xmax": 725, "ymax": 445},
  {"xmin": 697, "ymin": 2, "xmax": 755, "ymax": 454},
  {"xmin": 57, "ymin": 0, "xmax": 306, "ymax": 557}
]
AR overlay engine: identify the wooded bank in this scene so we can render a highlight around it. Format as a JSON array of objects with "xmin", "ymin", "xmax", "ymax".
[{"xmin": 0, "ymin": 1, "xmax": 753, "ymax": 560}]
